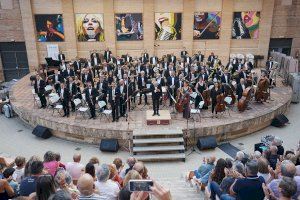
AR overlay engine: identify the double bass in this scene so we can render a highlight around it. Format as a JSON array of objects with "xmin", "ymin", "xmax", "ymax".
[
  {"xmin": 202, "ymin": 89, "xmax": 211, "ymax": 108},
  {"xmin": 237, "ymin": 87, "xmax": 253, "ymax": 112},
  {"xmin": 215, "ymin": 93, "xmax": 226, "ymax": 113}
]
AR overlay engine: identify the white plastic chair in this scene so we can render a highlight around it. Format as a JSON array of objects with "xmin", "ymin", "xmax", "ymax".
[
  {"xmin": 191, "ymin": 101, "xmax": 204, "ymax": 121},
  {"xmin": 98, "ymin": 101, "xmax": 112, "ymax": 121},
  {"xmin": 31, "ymin": 89, "xmax": 40, "ymax": 108}
]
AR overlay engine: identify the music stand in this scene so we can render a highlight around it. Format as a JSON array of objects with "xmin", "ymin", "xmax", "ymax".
[{"xmin": 186, "ymin": 109, "xmax": 201, "ymax": 156}]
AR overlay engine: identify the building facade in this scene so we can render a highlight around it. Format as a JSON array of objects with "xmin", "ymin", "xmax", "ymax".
[{"xmin": 0, "ymin": 0, "xmax": 299, "ymax": 82}]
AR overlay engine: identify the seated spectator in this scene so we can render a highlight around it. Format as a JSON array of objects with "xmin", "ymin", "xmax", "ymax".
[
  {"xmin": 268, "ymin": 160, "xmax": 300, "ymax": 199},
  {"xmin": 49, "ymin": 189, "xmax": 72, "ymax": 200},
  {"xmin": 188, "ymin": 156, "xmax": 216, "ymax": 187},
  {"xmin": 257, "ymin": 157, "xmax": 271, "ymax": 182},
  {"xmin": 24, "ymin": 155, "xmax": 40, "ymax": 178},
  {"xmin": 3, "ymin": 168, "xmax": 19, "ymax": 195},
  {"xmin": 43, "ymin": 151, "xmax": 59, "ymax": 176},
  {"xmin": 95, "ymin": 164, "xmax": 120, "ymax": 200},
  {"xmin": 85, "ymin": 162, "xmax": 96, "ymax": 181},
  {"xmin": 32, "ymin": 174, "xmax": 57, "ymax": 200},
  {"xmin": 77, "ymin": 173, "xmax": 101, "ymax": 199},
  {"xmin": 209, "ymin": 162, "xmax": 244, "ymax": 200},
  {"xmin": 54, "ymin": 152, "xmax": 66, "ymax": 169},
  {"xmin": 113, "ymin": 158, "xmax": 125, "ymax": 177},
  {"xmin": 124, "ymin": 157, "xmax": 136, "ymax": 177},
  {"xmin": 119, "ymin": 170, "xmax": 141, "ymax": 200},
  {"xmin": 12, "ymin": 156, "xmax": 26, "ymax": 184},
  {"xmin": 234, "ymin": 151, "xmax": 245, "ymax": 165},
  {"xmin": 109, "ymin": 164, "xmax": 123, "ymax": 187},
  {"xmin": 0, "ymin": 178, "xmax": 14, "ymax": 199},
  {"xmin": 66, "ymin": 153, "xmax": 85, "ymax": 185},
  {"xmin": 88, "ymin": 157, "xmax": 100, "ymax": 166},
  {"xmin": 210, "ymin": 158, "xmax": 227, "ymax": 185},
  {"xmin": 266, "ymin": 145, "xmax": 279, "ymax": 170},
  {"xmin": 230, "ymin": 160, "xmax": 265, "ymax": 200},
  {"xmin": 272, "ymin": 137, "xmax": 284, "ymax": 159},
  {"xmin": 263, "ymin": 177, "xmax": 297, "ymax": 200},
  {"xmin": 133, "ymin": 162, "xmax": 148, "ymax": 179},
  {"xmin": 0, "ymin": 164, "xmax": 4, "ymax": 179},
  {"xmin": 54, "ymin": 169, "xmax": 78, "ymax": 196},
  {"xmin": 19, "ymin": 160, "xmax": 44, "ymax": 196}
]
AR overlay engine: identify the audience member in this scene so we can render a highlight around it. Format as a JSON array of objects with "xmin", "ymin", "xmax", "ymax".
[
  {"xmin": 119, "ymin": 170, "xmax": 141, "ymax": 200},
  {"xmin": 19, "ymin": 160, "xmax": 44, "ymax": 196},
  {"xmin": 34, "ymin": 174, "xmax": 57, "ymax": 200},
  {"xmin": 124, "ymin": 157, "xmax": 136, "ymax": 177},
  {"xmin": 3, "ymin": 167, "xmax": 19, "ymax": 195},
  {"xmin": 85, "ymin": 163, "xmax": 96, "ymax": 181},
  {"xmin": 43, "ymin": 151, "xmax": 59, "ymax": 176},
  {"xmin": 230, "ymin": 160, "xmax": 265, "ymax": 200},
  {"xmin": 12, "ymin": 156, "xmax": 26, "ymax": 184},
  {"xmin": 49, "ymin": 189, "xmax": 72, "ymax": 200},
  {"xmin": 257, "ymin": 157, "xmax": 271, "ymax": 182},
  {"xmin": 88, "ymin": 157, "xmax": 100, "ymax": 166},
  {"xmin": 77, "ymin": 173, "xmax": 101, "ymax": 200},
  {"xmin": 109, "ymin": 164, "xmax": 123, "ymax": 187},
  {"xmin": 267, "ymin": 146, "xmax": 279, "ymax": 170},
  {"xmin": 0, "ymin": 177, "xmax": 14, "ymax": 199},
  {"xmin": 95, "ymin": 164, "xmax": 120, "ymax": 200},
  {"xmin": 66, "ymin": 153, "xmax": 84, "ymax": 185}
]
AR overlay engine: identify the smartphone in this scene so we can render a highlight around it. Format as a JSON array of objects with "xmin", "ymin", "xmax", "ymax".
[{"xmin": 129, "ymin": 180, "xmax": 153, "ymax": 192}]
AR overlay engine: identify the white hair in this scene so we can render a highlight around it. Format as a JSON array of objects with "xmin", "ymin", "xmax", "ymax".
[{"xmin": 236, "ymin": 151, "xmax": 245, "ymax": 161}]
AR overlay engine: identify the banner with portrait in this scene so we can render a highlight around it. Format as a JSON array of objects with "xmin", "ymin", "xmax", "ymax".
[
  {"xmin": 35, "ymin": 14, "xmax": 64, "ymax": 42},
  {"xmin": 193, "ymin": 12, "xmax": 221, "ymax": 40},
  {"xmin": 232, "ymin": 11, "xmax": 260, "ymax": 39},
  {"xmin": 75, "ymin": 14, "xmax": 105, "ymax": 42},
  {"xmin": 115, "ymin": 13, "xmax": 143, "ymax": 41},
  {"xmin": 155, "ymin": 13, "xmax": 182, "ymax": 40}
]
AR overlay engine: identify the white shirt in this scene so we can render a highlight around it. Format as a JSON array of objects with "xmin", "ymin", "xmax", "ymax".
[
  {"xmin": 60, "ymin": 89, "xmax": 64, "ymax": 99},
  {"xmin": 142, "ymin": 77, "xmax": 145, "ymax": 86},
  {"xmin": 171, "ymin": 77, "xmax": 174, "ymax": 86},
  {"xmin": 94, "ymin": 57, "xmax": 98, "ymax": 65},
  {"xmin": 225, "ymin": 75, "xmax": 228, "ymax": 83},
  {"xmin": 94, "ymin": 180, "xmax": 120, "ymax": 200},
  {"xmin": 112, "ymin": 89, "xmax": 115, "ymax": 100},
  {"xmin": 12, "ymin": 167, "xmax": 24, "ymax": 183},
  {"xmin": 242, "ymin": 84, "xmax": 245, "ymax": 90},
  {"xmin": 89, "ymin": 88, "xmax": 92, "ymax": 95},
  {"xmin": 66, "ymin": 162, "xmax": 84, "ymax": 181}
]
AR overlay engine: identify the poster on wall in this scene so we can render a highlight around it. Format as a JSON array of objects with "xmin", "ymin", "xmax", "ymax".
[
  {"xmin": 193, "ymin": 12, "xmax": 221, "ymax": 40},
  {"xmin": 115, "ymin": 13, "xmax": 143, "ymax": 41},
  {"xmin": 35, "ymin": 14, "xmax": 64, "ymax": 42},
  {"xmin": 155, "ymin": 13, "xmax": 182, "ymax": 40},
  {"xmin": 232, "ymin": 11, "xmax": 260, "ymax": 39},
  {"xmin": 75, "ymin": 14, "xmax": 105, "ymax": 42}
]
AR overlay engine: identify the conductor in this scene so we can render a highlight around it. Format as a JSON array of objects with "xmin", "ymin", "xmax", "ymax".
[{"xmin": 150, "ymin": 80, "xmax": 162, "ymax": 116}]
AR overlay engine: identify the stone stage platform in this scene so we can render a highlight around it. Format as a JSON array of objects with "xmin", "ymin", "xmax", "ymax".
[{"xmin": 10, "ymin": 74, "xmax": 292, "ymax": 147}]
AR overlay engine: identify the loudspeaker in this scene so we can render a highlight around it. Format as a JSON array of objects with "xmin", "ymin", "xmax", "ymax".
[
  {"xmin": 197, "ymin": 136, "xmax": 217, "ymax": 150},
  {"xmin": 32, "ymin": 125, "xmax": 52, "ymax": 139},
  {"xmin": 100, "ymin": 139, "xmax": 119, "ymax": 152},
  {"xmin": 271, "ymin": 114, "xmax": 289, "ymax": 127}
]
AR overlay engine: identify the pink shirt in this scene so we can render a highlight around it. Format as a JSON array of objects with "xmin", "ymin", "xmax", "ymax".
[
  {"xmin": 66, "ymin": 162, "xmax": 84, "ymax": 180},
  {"xmin": 43, "ymin": 161, "xmax": 59, "ymax": 176}
]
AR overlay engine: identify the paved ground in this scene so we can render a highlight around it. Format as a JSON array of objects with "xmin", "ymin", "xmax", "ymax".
[{"xmin": 0, "ymin": 103, "xmax": 299, "ymax": 199}]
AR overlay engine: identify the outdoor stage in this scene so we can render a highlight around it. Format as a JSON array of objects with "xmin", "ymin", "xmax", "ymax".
[{"xmin": 10, "ymin": 74, "xmax": 292, "ymax": 149}]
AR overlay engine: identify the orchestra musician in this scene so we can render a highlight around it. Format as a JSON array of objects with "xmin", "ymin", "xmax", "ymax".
[
  {"xmin": 59, "ymin": 82, "xmax": 70, "ymax": 117},
  {"xmin": 62, "ymin": 64, "xmax": 75, "ymax": 78},
  {"xmin": 82, "ymin": 68, "xmax": 94, "ymax": 87},
  {"xmin": 34, "ymin": 74, "xmax": 47, "ymax": 109},
  {"xmin": 180, "ymin": 47, "xmax": 188, "ymax": 58},
  {"xmin": 72, "ymin": 57, "xmax": 81, "ymax": 77},
  {"xmin": 150, "ymin": 80, "xmax": 162, "ymax": 116},
  {"xmin": 66, "ymin": 77, "xmax": 77, "ymax": 112},
  {"xmin": 90, "ymin": 50, "xmax": 101, "ymax": 78},
  {"xmin": 236, "ymin": 78, "xmax": 246, "ymax": 101},
  {"xmin": 96, "ymin": 75, "xmax": 108, "ymax": 107},
  {"xmin": 108, "ymin": 82, "xmax": 120, "ymax": 122},
  {"xmin": 51, "ymin": 69, "xmax": 64, "ymax": 93},
  {"xmin": 118, "ymin": 79, "xmax": 127, "ymax": 117},
  {"xmin": 195, "ymin": 77, "xmax": 206, "ymax": 108},
  {"xmin": 104, "ymin": 48, "xmax": 112, "ymax": 62},
  {"xmin": 181, "ymin": 81, "xmax": 191, "ymax": 119},
  {"xmin": 168, "ymin": 53, "xmax": 176, "ymax": 65},
  {"xmin": 137, "ymin": 71, "xmax": 149, "ymax": 105},
  {"xmin": 210, "ymin": 82, "xmax": 222, "ymax": 117},
  {"xmin": 167, "ymin": 71, "xmax": 178, "ymax": 106},
  {"xmin": 58, "ymin": 51, "xmax": 65, "ymax": 63},
  {"xmin": 84, "ymin": 81, "xmax": 98, "ymax": 119},
  {"xmin": 221, "ymin": 70, "xmax": 231, "ymax": 84}
]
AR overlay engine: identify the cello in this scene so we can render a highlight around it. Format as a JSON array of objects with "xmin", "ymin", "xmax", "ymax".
[
  {"xmin": 202, "ymin": 89, "xmax": 211, "ymax": 108},
  {"xmin": 215, "ymin": 93, "xmax": 226, "ymax": 113},
  {"xmin": 175, "ymin": 88, "xmax": 184, "ymax": 113},
  {"xmin": 237, "ymin": 87, "xmax": 253, "ymax": 112},
  {"xmin": 255, "ymin": 78, "xmax": 269, "ymax": 102}
]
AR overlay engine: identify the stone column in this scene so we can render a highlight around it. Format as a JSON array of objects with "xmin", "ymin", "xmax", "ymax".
[
  {"xmin": 182, "ymin": 0, "xmax": 194, "ymax": 55},
  {"xmin": 61, "ymin": 0, "xmax": 77, "ymax": 59},
  {"xmin": 218, "ymin": 0, "xmax": 234, "ymax": 63},
  {"xmin": 143, "ymin": 0, "xmax": 154, "ymax": 55},
  {"xmin": 258, "ymin": 0, "xmax": 275, "ymax": 65},
  {"xmin": 19, "ymin": 0, "xmax": 39, "ymax": 72},
  {"xmin": 103, "ymin": 0, "xmax": 116, "ymax": 55}
]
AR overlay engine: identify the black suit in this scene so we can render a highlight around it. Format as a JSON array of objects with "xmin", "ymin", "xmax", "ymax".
[
  {"xmin": 34, "ymin": 79, "xmax": 47, "ymax": 108},
  {"xmin": 58, "ymin": 53, "xmax": 65, "ymax": 63},
  {"xmin": 236, "ymin": 83, "xmax": 245, "ymax": 101},
  {"xmin": 184, "ymin": 56, "xmax": 192, "ymax": 64},
  {"xmin": 167, "ymin": 76, "xmax": 178, "ymax": 106},
  {"xmin": 73, "ymin": 61, "xmax": 81, "ymax": 77},
  {"xmin": 59, "ymin": 87, "xmax": 70, "ymax": 116},
  {"xmin": 221, "ymin": 74, "xmax": 231, "ymax": 84},
  {"xmin": 104, "ymin": 51, "xmax": 112, "ymax": 62},
  {"xmin": 82, "ymin": 73, "xmax": 94, "ymax": 87},
  {"xmin": 84, "ymin": 87, "xmax": 98, "ymax": 118},
  {"xmin": 114, "ymin": 68, "xmax": 125, "ymax": 80},
  {"xmin": 66, "ymin": 81, "xmax": 77, "ymax": 111},
  {"xmin": 108, "ymin": 87, "xmax": 120, "ymax": 121},
  {"xmin": 150, "ymin": 57, "xmax": 158, "ymax": 65},
  {"xmin": 63, "ymin": 69, "xmax": 75, "ymax": 78},
  {"xmin": 168, "ymin": 55, "xmax": 177, "ymax": 64},
  {"xmin": 196, "ymin": 54, "xmax": 204, "ymax": 62},
  {"xmin": 208, "ymin": 55, "xmax": 215, "ymax": 63},
  {"xmin": 90, "ymin": 53, "xmax": 101, "ymax": 66},
  {"xmin": 122, "ymin": 55, "xmax": 132, "ymax": 63},
  {"xmin": 210, "ymin": 88, "xmax": 221, "ymax": 114},
  {"xmin": 266, "ymin": 61, "xmax": 273, "ymax": 71},
  {"xmin": 137, "ymin": 76, "xmax": 148, "ymax": 104},
  {"xmin": 151, "ymin": 84, "xmax": 162, "ymax": 115},
  {"xmin": 181, "ymin": 51, "xmax": 188, "ymax": 58},
  {"xmin": 118, "ymin": 85, "xmax": 127, "ymax": 117},
  {"xmin": 51, "ymin": 74, "xmax": 64, "ymax": 93}
]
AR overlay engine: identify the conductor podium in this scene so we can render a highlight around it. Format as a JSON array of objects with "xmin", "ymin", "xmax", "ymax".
[{"xmin": 146, "ymin": 110, "xmax": 171, "ymax": 125}]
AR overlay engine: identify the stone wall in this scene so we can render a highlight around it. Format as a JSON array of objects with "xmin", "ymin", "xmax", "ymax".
[
  {"xmin": 18, "ymin": 0, "xmax": 276, "ymax": 71},
  {"xmin": 271, "ymin": 0, "xmax": 300, "ymax": 57}
]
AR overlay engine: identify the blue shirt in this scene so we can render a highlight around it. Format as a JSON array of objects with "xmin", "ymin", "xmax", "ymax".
[{"xmin": 19, "ymin": 176, "xmax": 38, "ymax": 196}]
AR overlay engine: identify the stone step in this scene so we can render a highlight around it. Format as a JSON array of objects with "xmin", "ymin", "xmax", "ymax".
[
  {"xmin": 134, "ymin": 153, "xmax": 185, "ymax": 161},
  {"xmin": 133, "ymin": 129, "xmax": 183, "ymax": 137},
  {"xmin": 133, "ymin": 137, "xmax": 184, "ymax": 144},
  {"xmin": 133, "ymin": 145, "xmax": 185, "ymax": 152}
]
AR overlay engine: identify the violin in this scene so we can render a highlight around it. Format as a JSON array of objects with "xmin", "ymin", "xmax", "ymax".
[{"xmin": 215, "ymin": 93, "xmax": 226, "ymax": 113}]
